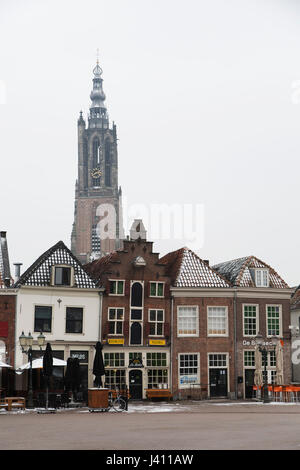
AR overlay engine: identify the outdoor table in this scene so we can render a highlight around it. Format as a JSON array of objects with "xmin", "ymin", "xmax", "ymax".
[{"xmin": 0, "ymin": 397, "xmax": 26, "ymax": 411}]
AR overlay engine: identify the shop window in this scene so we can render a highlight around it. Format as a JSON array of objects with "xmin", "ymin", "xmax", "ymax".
[
  {"xmin": 104, "ymin": 352, "xmax": 125, "ymax": 367},
  {"xmin": 104, "ymin": 369, "xmax": 126, "ymax": 390},
  {"xmin": 179, "ymin": 354, "xmax": 199, "ymax": 388},
  {"xmin": 146, "ymin": 352, "xmax": 167, "ymax": 367},
  {"xmin": 66, "ymin": 307, "xmax": 83, "ymax": 333},
  {"xmin": 147, "ymin": 369, "xmax": 168, "ymax": 389},
  {"xmin": 34, "ymin": 306, "xmax": 52, "ymax": 333}
]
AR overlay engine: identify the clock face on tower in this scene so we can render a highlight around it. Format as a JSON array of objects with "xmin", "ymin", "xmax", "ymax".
[{"xmin": 90, "ymin": 168, "xmax": 102, "ymax": 179}]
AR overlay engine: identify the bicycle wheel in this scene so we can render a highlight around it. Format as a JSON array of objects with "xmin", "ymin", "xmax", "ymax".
[{"xmin": 112, "ymin": 397, "xmax": 126, "ymax": 412}]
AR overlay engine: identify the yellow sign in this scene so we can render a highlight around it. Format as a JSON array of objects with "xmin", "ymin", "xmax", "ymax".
[
  {"xmin": 108, "ymin": 338, "xmax": 124, "ymax": 345},
  {"xmin": 149, "ymin": 339, "xmax": 166, "ymax": 346}
]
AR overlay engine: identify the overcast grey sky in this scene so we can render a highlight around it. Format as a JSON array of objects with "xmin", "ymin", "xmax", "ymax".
[{"xmin": 1, "ymin": 0, "xmax": 300, "ymax": 286}]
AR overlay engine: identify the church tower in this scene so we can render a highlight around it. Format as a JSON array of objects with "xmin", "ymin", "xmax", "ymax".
[{"xmin": 71, "ymin": 59, "xmax": 123, "ymax": 264}]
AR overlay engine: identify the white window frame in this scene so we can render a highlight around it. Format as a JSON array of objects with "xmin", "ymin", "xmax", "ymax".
[
  {"xmin": 51, "ymin": 265, "xmax": 74, "ymax": 287},
  {"xmin": 177, "ymin": 306, "xmax": 199, "ymax": 337},
  {"xmin": 149, "ymin": 282, "xmax": 165, "ymax": 298},
  {"xmin": 108, "ymin": 307, "xmax": 124, "ymax": 336},
  {"xmin": 255, "ymin": 269, "xmax": 269, "ymax": 287},
  {"xmin": 243, "ymin": 304, "xmax": 259, "ymax": 337},
  {"xmin": 266, "ymin": 304, "xmax": 282, "ymax": 337},
  {"xmin": 207, "ymin": 306, "xmax": 228, "ymax": 337},
  {"xmin": 178, "ymin": 352, "xmax": 200, "ymax": 389},
  {"xmin": 148, "ymin": 309, "xmax": 164, "ymax": 337},
  {"xmin": 108, "ymin": 279, "xmax": 125, "ymax": 296}
]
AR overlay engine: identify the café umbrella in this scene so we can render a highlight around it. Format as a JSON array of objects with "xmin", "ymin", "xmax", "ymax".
[
  {"xmin": 15, "ymin": 357, "xmax": 67, "ymax": 374},
  {"xmin": 93, "ymin": 341, "xmax": 105, "ymax": 388},
  {"xmin": 43, "ymin": 343, "xmax": 53, "ymax": 409}
]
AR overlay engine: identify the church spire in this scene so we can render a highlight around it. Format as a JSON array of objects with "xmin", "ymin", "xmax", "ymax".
[{"xmin": 88, "ymin": 54, "xmax": 109, "ymax": 129}]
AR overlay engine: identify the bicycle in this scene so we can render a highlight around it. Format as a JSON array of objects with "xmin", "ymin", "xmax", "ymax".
[{"xmin": 108, "ymin": 389, "xmax": 127, "ymax": 412}]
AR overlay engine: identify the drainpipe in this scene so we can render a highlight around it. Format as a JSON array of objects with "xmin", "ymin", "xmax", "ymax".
[
  {"xmin": 234, "ymin": 287, "xmax": 238, "ymax": 399},
  {"xmin": 170, "ymin": 295, "xmax": 174, "ymax": 396},
  {"xmin": 98, "ymin": 290, "xmax": 103, "ymax": 341}
]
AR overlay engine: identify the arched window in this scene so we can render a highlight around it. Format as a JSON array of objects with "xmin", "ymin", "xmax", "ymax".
[
  {"xmin": 105, "ymin": 140, "xmax": 111, "ymax": 186},
  {"xmin": 131, "ymin": 282, "xmax": 143, "ymax": 307},
  {"xmin": 92, "ymin": 138, "xmax": 100, "ymax": 167}
]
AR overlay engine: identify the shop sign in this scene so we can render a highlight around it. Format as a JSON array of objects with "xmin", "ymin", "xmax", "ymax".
[
  {"xmin": 70, "ymin": 351, "xmax": 89, "ymax": 363},
  {"xmin": 149, "ymin": 339, "xmax": 166, "ymax": 346},
  {"xmin": 108, "ymin": 338, "xmax": 124, "ymax": 345},
  {"xmin": 128, "ymin": 357, "xmax": 144, "ymax": 368},
  {"xmin": 180, "ymin": 375, "xmax": 198, "ymax": 385}
]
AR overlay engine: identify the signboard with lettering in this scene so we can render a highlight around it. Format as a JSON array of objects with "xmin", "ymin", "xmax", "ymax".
[
  {"xmin": 108, "ymin": 338, "xmax": 124, "ymax": 345},
  {"xmin": 70, "ymin": 351, "xmax": 89, "ymax": 363},
  {"xmin": 149, "ymin": 339, "xmax": 166, "ymax": 346},
  {"xmin": 128, "ymin": 357, "xmax": 144, "ymax": 368}
]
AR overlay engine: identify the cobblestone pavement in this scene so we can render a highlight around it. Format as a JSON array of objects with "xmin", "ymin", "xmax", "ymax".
[{"xmin": 1, "ymin": 400, "xmax": 300, "ymax": 450}]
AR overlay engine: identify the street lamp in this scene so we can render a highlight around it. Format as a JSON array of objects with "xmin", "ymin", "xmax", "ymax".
[
  {"xmin": 19, "ymin": 331, "xmax": 46, "ymax": 408},
  {"xmin": 255, "ymin": 333, "xmax": 279, "ymax": 404}
]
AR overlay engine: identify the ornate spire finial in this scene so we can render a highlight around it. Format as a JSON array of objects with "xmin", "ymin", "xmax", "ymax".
[{"xmin": 96, "ymin": 48, "xmax": 100, "ymax": 66}]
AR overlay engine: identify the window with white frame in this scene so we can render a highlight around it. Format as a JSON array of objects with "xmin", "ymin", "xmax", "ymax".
[
  {"xmin": 207, "ymin": 307, "xmax": 228, "ymax": 336},
  {"xmin": 109, "ymin": 280, "xmax": 125, "ymax": 295},
  {"xmin": 177, "ymin": 306, "xmax": 198, "ymax": 336},
  {"xmin": 104, "ymin": 369, "xmax": 126, "ymax": 389},
  {"xmin": 104, "ymin": 352, "xmax": 125, "ymax": 367},
  {"xmin": 146, "ymin": 352, "xmax": 167, "ymax": 367},
  {"xmin": 179, "ymin": 354, "xmax": 200, "ymax": 388},
  {"xmin": 267, "ymin": 305, "xmax": 281, "ymax": 336},
  {"xmin": 149, "ymin": 309, "xmax": 164, "ymax": 336},
  {"xmin": 208, "ymin": 354, "xmax": 227, "ymax": 368},
  {"xmin": 108, "ymin": 308, "xmax": 124, "ymax": 335},
  {"xmin": 243, "ymin": 305, "xmax": 258, "ymax": 336},
  {"xmin": 150, "ymin": 282, "xmax": 164, "ymax": 297},
  {"xmin": 147, "ymin": 369, "xmax": 168, "ymax": 389},
  {"xmin": 255, "ymin": 269, "xmax": 269, "ymax": 287},
  {"xmin": 244, "ymin": 350, "xmax": 255, "ymax": 367}
]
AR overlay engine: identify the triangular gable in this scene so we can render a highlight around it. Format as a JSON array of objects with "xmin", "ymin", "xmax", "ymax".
[
  {"xmin": 160, "ymin": 247, "xmax": 231, "ymax": 288},
  {"xmin": 15, "ymin": 241, "xmax": 96, "ymax": 289},
  {"xmin": 214, "ymin": 256, "xmax": 289, "ymax": 288}
]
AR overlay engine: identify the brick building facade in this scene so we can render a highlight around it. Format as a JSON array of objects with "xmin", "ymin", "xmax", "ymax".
[{"xmin": 85, "ymin": 222, "xmax": 172, "ymax": 399}]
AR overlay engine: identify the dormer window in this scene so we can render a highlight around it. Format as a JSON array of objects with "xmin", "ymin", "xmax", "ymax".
[
  {"xmin": 255, "ymin": 269, "xmax": 269, "ymax": 287},
  {"xmin": 53, "ymin": 266, "xmax": 73, "ymax": 286}
]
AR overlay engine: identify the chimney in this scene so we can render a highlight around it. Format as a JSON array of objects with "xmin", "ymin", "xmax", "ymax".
[
  {"xmin": 14, "ymin": 263, "xmax": 23, "ymax": 282},
  {"xmin": 204, "ymin": 260, "xmax": 209, "ymax": 266},
  {"xmin": 0, "ymin": 231, "xmax": 6, "ymax": 239},
  {"xmin": 4, "ymin": 277, "xmax": 10, "ymax": 288}
]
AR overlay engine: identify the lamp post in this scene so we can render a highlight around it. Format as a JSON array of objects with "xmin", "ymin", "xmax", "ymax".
[
  {"xmin": 19, "ymin": 331, "xmax": 46, "ymax": 408},
  {"xmin": 255, "ymin": 333, "xmax": 279, "ymax": 404}
]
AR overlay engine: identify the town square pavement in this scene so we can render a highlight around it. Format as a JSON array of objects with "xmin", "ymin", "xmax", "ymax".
[{"xmin": 1, "ymin": 401, "xmax": 300, "ymax": 450}]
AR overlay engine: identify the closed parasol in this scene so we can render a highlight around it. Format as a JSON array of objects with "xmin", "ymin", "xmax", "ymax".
[{"xmin": 93, "ymin": 341, "xmax": 105, "ymax": 388}]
